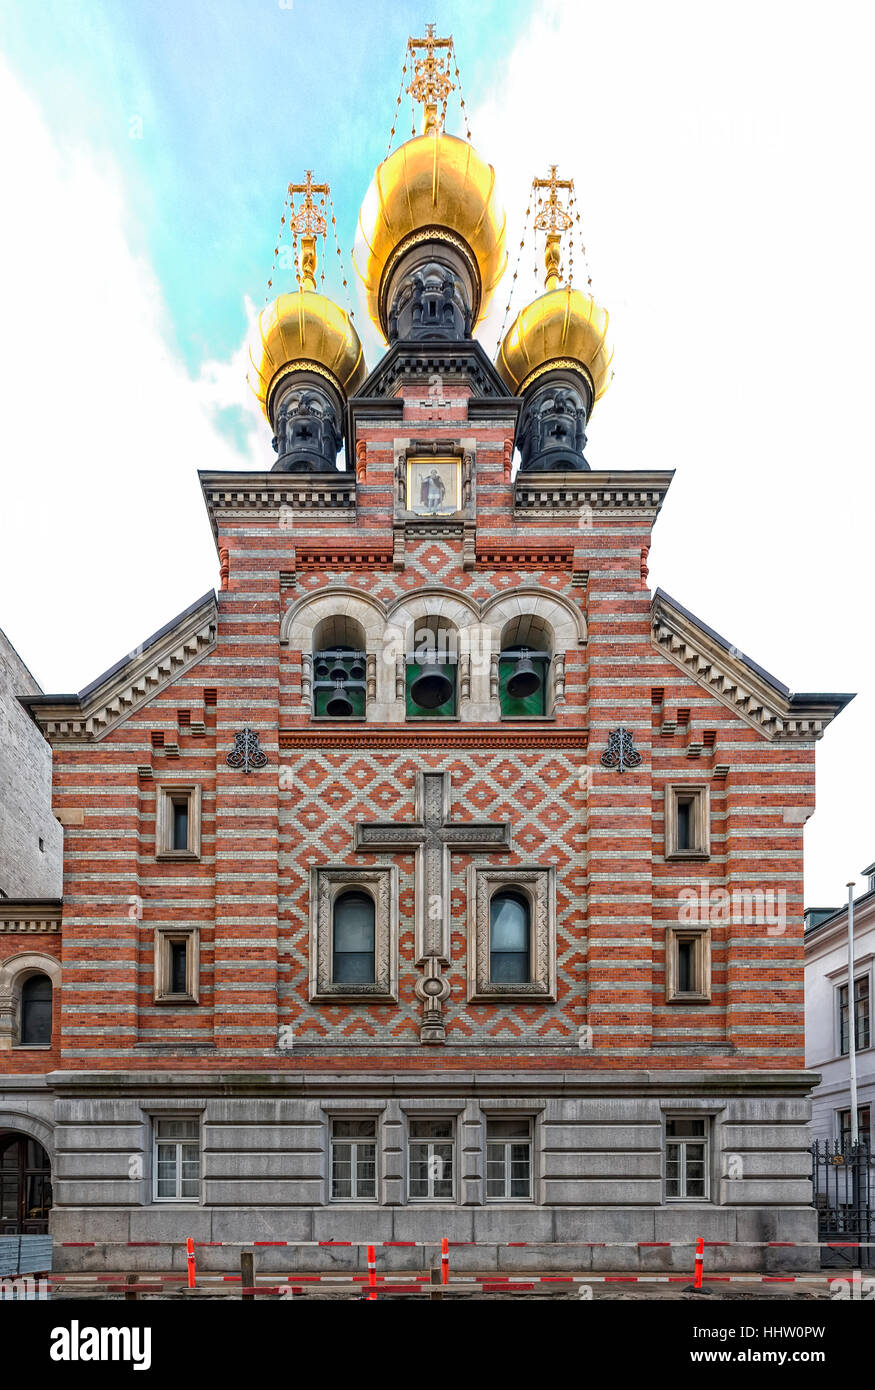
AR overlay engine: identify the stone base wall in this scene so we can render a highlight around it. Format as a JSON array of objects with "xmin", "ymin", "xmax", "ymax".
[{"xmin": 3, "ymin": 1071, "xmax": 820, "ymax": 1274}]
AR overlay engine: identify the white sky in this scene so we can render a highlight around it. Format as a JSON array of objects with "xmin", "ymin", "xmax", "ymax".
[{"xmin": 1, "ymin": 1, "xmax": 872, "ymax": 904}]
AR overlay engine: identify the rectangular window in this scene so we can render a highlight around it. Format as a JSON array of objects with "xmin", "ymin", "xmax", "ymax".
[
  {"xmin": 408, "ymin": 1119, "xmax": 454, "ymax": 1201},
  {"xmin": 330, "ymin": 1119, "xmax": 377, "ymax": 1201},
  {"xmin": 171, "ymin": 799, "xmax": 189, "ymax": 851},
  {"xmin": 839, "ymin": 975, "xmax": 871, "ymax": 1055},
  {"xmin": 152, "ymin": 1116, "xmax": 201, "ymax": 1202},
  {"xmin": 666, "ymin": 926, "xmax": 710, "ymax": 1003},
  {"xmin": 154, "ymin": 927, "xmax": 199, "ymax": 1003},
  {"xmin": 156, "ymin": 784, "xmax": 202, "ymax": 860},
  {"xmin": 486, "ymin": 1119, "xmax": 532, "ymax": 1200},
  {"xmin": 664, "ymin": 784, "xmax": 710, "ymax": 859},
  {"xmin": 665, "ymin": 1116, "xmax": 709, "ymax": 1200},
  {"xmin": 838, "ymin": 1106, "xmax": 871, "ymax": 1146}
]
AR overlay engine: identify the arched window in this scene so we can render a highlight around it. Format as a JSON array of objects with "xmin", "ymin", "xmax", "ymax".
[
  {"xmin": 406, "ymin": 617, "xmax": 458, "ymax": 718},
  {"xmin": 312, "ymin": 616, "xmax": 367, "ymax": 719},
  {"xmin": 20, "ymin": 974, "xmax": 52, "ymax": 1046},
  {"xmin": 489, "ymin": 892, "xmax": 531, "ymax": 984},
  {"xmin": 332, "ymin": 891, "xmax": 376, "ymax": 984},
  {"xmin": 498, "ymin": 616, "xmax": 551, "ymax": 717}
]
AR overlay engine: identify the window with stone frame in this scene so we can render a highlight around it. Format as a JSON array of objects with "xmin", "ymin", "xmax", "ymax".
[
  {"xmin": 18, "ymin": 973, "xmax": 52, "ymax": 1046},
  {"xmin": 664, "ymin": 784, "xmax": 710, "ymax": 860},
  {"xmin": 156, "ymin": 784, "xmax": 202, "ymax": 860},
  {"xmin": 154, "ymin": 926, "xmax": 199, "ymax": 1003},
  {"xmin": 486, "ymin": 1118, "xmax": 533, "ymax": 1200},
  {"xmin": 330, "ymin": 1118, "xmax": 378, "ymax": 1201},
  {"xmin": 664, "ymin": 1116, "xmax": 710, "ymax": 1200},
  {"xmin": 665, "ymin": 925, "xmax": 711, "ymax": 1003},
  {"xmin": 152, "ymin": 1115, "xmax": 201, "ymax": 1202},
  {"xmin": 408, "ymin": 1118, "xmax": 455, "ymax": 1201},
  {"xmin": 467, "ymin": 866, "xmax": 555, "ymax": 1002},
  {"xmin": 309, "ymin": 866, "xmax": 398, "ymax": 1002},
  {"xmin": 838, "ymin": 974, "xmax": 871, "ymax": 1055}
]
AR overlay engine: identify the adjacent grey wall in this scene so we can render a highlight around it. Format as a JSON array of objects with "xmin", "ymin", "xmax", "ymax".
[{"xmin": 0, "ymin": 627, "xmax": 62, "ymax": 898}]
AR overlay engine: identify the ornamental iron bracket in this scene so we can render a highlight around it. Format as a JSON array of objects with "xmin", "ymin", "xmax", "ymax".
[
  {"xmin": 600, "ymin": 726, "xmax": 642, "ymax": 773},
  {"xmin": 226, "ymin": 728, "xmax": 269, "ymax": 774}
]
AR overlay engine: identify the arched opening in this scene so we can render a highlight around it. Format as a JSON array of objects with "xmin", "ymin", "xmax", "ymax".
[
  {"xmin": 406, "ymin": 615, "xmax": 458, "ymax": 717},
  {"xmin": 0, "ymin": 1133, "xmax": 52, "ymax": 1234},
  {"xmin": 489, "ymin": 890, "xmax": 531, "ymax": 984},
  {"xmin": 332, "ymin": 890, "xmax": 376, "ymax": 984},
  {"xmin": 312, "ymin": 615, "xmax": 367, "ymax": 718},
  {"xmin": 498, "ymin": 616, "xmax": 552, "ymax": 717},
  {"xmin": 19, "ymin": 973, "xmax": 52, "ymax": 1047}
]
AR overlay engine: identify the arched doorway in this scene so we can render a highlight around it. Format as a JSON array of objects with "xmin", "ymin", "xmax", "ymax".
[{"xmin": 0, "ymin": 1133, "xmax": 52, "ymax": 1234}]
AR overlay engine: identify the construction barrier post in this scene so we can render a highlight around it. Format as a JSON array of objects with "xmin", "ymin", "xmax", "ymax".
[
  {"xmin": 441, "ymin": 1237, "xmax": 449, "ymax": 1286},
  {"xmin": 186, "ymin": 1236, "xmax": 196, "ymax": 1289},
  {"xmin": 367, "ymin": 1245, "xmax": 377, "ymax": 1301},
  {"xmin": 694, "ymin": 1236, "xmax": 704, "ymax": 1290},
  {"xmin": 430, "ymin": 1266, "xmax": 443, "ymax": 1301},
  {"xmin": 241, "ymin": 1250, "xmax": 255, "ymax": 1301},
  {"xmin": 125, "ymin": 1273, "xmax": 139, "ymax": 1302}
]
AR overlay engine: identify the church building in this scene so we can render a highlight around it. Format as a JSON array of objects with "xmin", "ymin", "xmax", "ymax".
[{"xmin": 0, "ymin": 32, "xmax": 852, "ymax": 1272}]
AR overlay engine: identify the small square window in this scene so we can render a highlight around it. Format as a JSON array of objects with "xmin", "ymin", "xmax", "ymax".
[
  {"xmin": 664, "ymin": 784, "xmax": 710, "ymax": 859},
  {"xmin": 330, "ymin": 1119, "xmax": 378, "ymax": 1201},
  {"xmin": 665, "ymin": 1116, "xmax": 709, "ymax": 1200},
  {"xmin": 152, "ymin": 1115, "xmax": 201, "ymax": 1202},
  {"xmin": 666, "ymin": 926, "xmax": 710, "ymax": 1003},
  {"xmin": 154, "ymin": 927, "xmax": 199, "ymax": 1003},
  {"xmin": 486, "ymin": 1119, "xmax": 533, "ymax": 1201},
  {"xmin": 156, "ymin": 785, "xmax": 202, "ymax": 860}
]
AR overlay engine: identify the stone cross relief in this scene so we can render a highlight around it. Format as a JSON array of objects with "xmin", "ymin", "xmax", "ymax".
[{"xmin": 354, "ymin": 770, "xmax": 512, "ymax": 1044}]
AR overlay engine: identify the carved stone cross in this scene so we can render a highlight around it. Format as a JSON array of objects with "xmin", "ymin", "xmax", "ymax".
[{"xmin": 354, "ymin": 771, "xmax": 512, "ymax": 1043}]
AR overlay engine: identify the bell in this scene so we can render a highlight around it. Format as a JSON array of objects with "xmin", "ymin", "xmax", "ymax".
[
  {"xmin": 329, "ymin": 663, "xmax": 348, "ymax": 682},
  {"xmin": 325, "ymin": 681, "xmax": 353, "ymax": 717},
  {"xmin": 506, "ymin": 649, "xmax": 542, "ymax": 699},
  {"xmin": 410, "ymin": 661, "xmax": 453, "ymax": 710},
  {"xmin": 314, "ymin": 661, "xmax": 330, "ymax": 679},
  {"xmin": 349, "ymin": 662, "xmax": 365, "ymax": 680}
]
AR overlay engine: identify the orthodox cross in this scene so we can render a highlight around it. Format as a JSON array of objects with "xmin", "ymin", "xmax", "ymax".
[
  {"xmin": 355, "ymin": 771, "xmax": 511, "ymax": 962},
  {"xmin": 406, "ymin": 25, "xmax": 455, "ymax": 133},
  {"xmin": 287, "ymin": 171, "xmax": 329, "ymax": 291},
  {"xmin": 354, "ymin": 771, "xmax": 511, "ymax": 1042},
  {"xmin": 533, "ymin": 164, "xmax": 574, "ymax": 290}
]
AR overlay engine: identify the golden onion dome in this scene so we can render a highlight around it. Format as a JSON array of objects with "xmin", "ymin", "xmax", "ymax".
[
  {"xmin": 496, "ymin": 286, "xmax": 613, "ymax": 404},
  {"xmin": 354, "ymin": 131, "xmax": 507, "ymax": 341},
  {"xmin": 248, "ymin": 289, "xmax": 367, "ymax": 421}
]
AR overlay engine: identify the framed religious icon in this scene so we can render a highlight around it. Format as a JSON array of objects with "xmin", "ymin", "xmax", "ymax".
[{"xmin": 406, "ymin": 456, "xmax": 461, "ymax": 516}]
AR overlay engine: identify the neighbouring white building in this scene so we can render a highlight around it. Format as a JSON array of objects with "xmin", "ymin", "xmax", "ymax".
[{"xmin": 804, "ymin": 864, "xmax": 875, "ymax": 1148}]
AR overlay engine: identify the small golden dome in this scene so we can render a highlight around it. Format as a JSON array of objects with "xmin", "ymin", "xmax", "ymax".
[
  {"xmin": 354, "ymin": 131, "xmax": 506, "ymax": 341},
  {"xmin": 248, "ymin": 289, "xmax": 367, "ymax": 420},
  {"xmin": 496, "ymin": 287, "xmax": 613, "ymax": 404}
]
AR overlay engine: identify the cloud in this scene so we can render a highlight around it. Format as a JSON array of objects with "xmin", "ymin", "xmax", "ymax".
[
  {"xmin": 468, "ymin": 0, "xmax": 875, "ymax": 901},
  {"xmin": 0, "ymin": 56, "xmax": 264, "ymax": 692}
]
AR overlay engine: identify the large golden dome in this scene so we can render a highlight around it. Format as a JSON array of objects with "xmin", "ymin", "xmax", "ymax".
[
  {"xmin": 496, "ymin": 287, "xmax": 613, "ymax": 404},
  {"xmin": 248, "ymin": 290, "xmax": 367, "ymax": 421},
  {"xmin": 354, "ymin": 131, "xmax": 506, "ymax": 341}
]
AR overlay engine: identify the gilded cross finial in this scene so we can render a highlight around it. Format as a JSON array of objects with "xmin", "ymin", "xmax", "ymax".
[
  {"xmin": 406, "ymin": 25, "xmax": 455, "ymax": 133},
  {"xmin": 287, "ymin": 170, "xmax": 330, "ymax": 291},
  {"xmin": 533, "ymin": 164, "xmax": 575, "ymax": 291}
]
